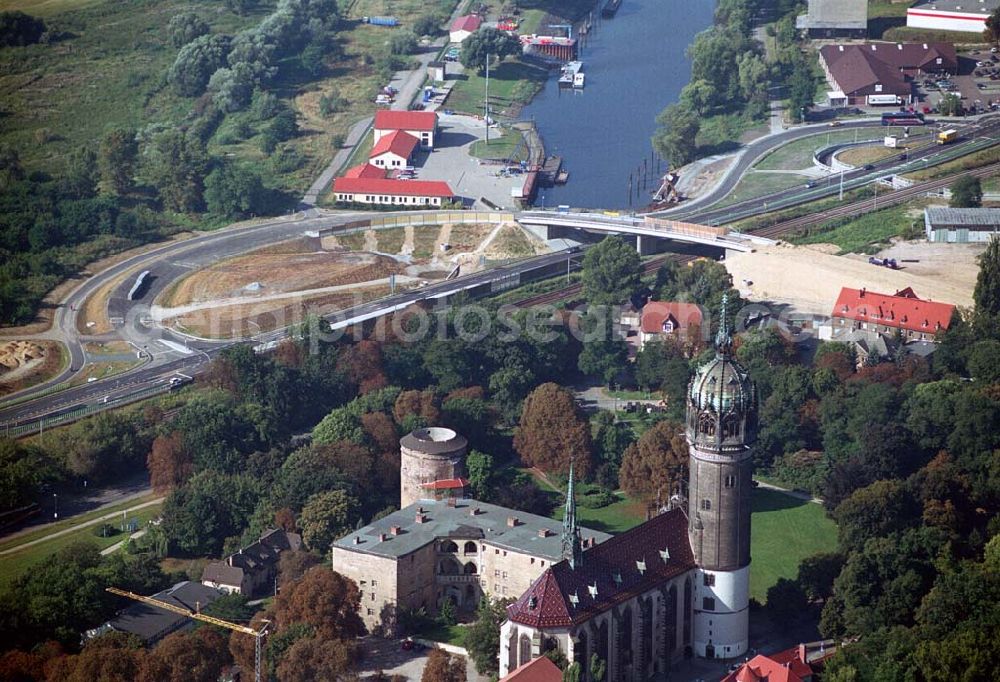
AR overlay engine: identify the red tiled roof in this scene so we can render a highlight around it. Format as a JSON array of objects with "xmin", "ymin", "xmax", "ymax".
[
  {"xmin": 500, "ymin": 656, "xmax": 562, "ymax": 682},
  {"xmin": 506, "ymin": 509, "xmax": 695, "ymax": 628},
  {"xmin": 721, "ymin": 647, "xmax": 815, "ymax": 682},
  {"xmin": 831, "ymin": 287, "xmax": 954, "ymax": 334},
  {"xmin": 370, "ymin": 130, "xmax": 420, "ymax": 160},
  {"xmin": 374, "ymin": 110, "xmax": 438, "ymax": 132},
  {"xmin": 344, "ymin": 163, "xmax": 386, "ymax": 179},
  {"xmin": 422, "ymin": 477, "xmax": 470, "ymax": 490},
  {"xmin": 332, "ymin": 177, "xmax": 455, "ymax": 198},
  {"xmin": 451, "ymin": 15, "xmax": 482, "ymax": 33},
  {"xmin": 640, "ymin": 301, "xmax": 703, "ymax": 334}
]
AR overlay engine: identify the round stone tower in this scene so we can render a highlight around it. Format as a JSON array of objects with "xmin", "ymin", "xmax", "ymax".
[
  {"xmin": 686, "ymin": 298, "xmax": 757, "ymax": 660},
  {"xmin": 399, "ymin": 427, "xmax": 468, "ymax": 508}
]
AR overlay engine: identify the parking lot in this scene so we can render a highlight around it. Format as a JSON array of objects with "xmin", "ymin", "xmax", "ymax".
[
  {"xmin": 406, "ymin": 113, "xmax": 527, "ymax": 210},
  {"xmin": 916, "ymin": 52, "xmax": 1000, "ymax": 114}
]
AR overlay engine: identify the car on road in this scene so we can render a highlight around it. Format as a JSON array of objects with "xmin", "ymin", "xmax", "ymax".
[
  {"xmin": 828, "ymin": 120, "xmax": 842, "ymax": 127},
  {"xmin": 863, "ymin": 164, "xmax": 875, "ymax": 170}
]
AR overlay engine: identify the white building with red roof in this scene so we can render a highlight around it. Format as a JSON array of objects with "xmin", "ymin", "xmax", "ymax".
[
  {"xmin": 373, "ymin": 110, "xmax": 438, "ymax": 149},
  {"xmin": 369, "ymin": 130, "xmax": 420, "ymax": 169},
  {"xmin": 343, "ymin": 163, "xmax": 386, "ymax": 179},
  {"xmin": 831, "ymin": 286, "xmax": 954, "ymax": 342},
  {"xmin": 639, "ymin": 301, "xmax": 704, "ymax": 349},
  {"xmin": 721, "ymin": 642, "xmax": 835, "ymax": 682},
  {"xmin": 331, "ymin": 176, "xmax": 456, "ymax": 207},
  {"xmin": 450, "ymin": 14, "xmax": 482, "ymax": 42}
]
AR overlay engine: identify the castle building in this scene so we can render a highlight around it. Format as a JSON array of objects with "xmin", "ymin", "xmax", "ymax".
[
  {"xmin": 500, "ymin": 298, "xmax": 758, "ymax": 678},
  {"xmin": 331, "ymin": 429, "xmax": 611, "ymax": 635}
]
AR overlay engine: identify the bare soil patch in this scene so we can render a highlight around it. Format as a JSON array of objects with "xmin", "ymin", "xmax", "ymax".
[
  {"xmin": 725, "ymin": 241, "xmax": 977, "ymax": 315},
  {"xmin": 837, "ymin": 145, "xmax": 901, "ymax": 166},
  {"xmin": 0, "ymin": 340, "xmax": 64, "ymax": 397}
]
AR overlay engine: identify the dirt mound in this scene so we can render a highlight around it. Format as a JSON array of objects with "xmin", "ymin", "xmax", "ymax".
[{"xmin": 0, "ymin": 340, "xmax": 46, "ymax": 375}]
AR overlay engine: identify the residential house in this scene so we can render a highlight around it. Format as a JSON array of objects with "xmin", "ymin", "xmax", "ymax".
[
  {"xmin": 831, "ymin": 286, "xmax": 954, "ymax": 342},
  {"xmin": 721, "ymin": 642, "xmax": 836, "ymax": 682},
  {"xmin": 450, "ymin": 15, "xmax": 482, "ymax": 43},
  {"xmin": 369, "ymin": 130, "xmax": 420, "ymax": 169},
  {"xmin": 637, "ymin": 301, "xmax": 704, "ymax": 350},
  {"xmin": 201, "ymin": 528, "xmax": 302, "ymax": 598},
  {"xmin": 373, "ymin": 110, "xmax": 438, "ymax": 149}
]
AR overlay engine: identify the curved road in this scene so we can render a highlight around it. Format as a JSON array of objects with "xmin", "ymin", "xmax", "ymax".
[{"xmin": 3, "ymin": 115, "xmax": 998, "ymax": 427}]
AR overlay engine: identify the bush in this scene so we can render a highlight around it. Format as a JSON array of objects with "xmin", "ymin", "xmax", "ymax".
[{"xmin": 0, "ymin": 11, "xmax": 46, "ymax": 47}]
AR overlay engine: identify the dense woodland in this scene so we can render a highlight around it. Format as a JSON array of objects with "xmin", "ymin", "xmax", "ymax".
[{"xmin": 1, "ymin": 235, "xmax": 999, "ymax": 678}]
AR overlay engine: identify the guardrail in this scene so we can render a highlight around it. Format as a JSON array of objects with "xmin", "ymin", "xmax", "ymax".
[{"xmin": 308, "ymin": 211, "xmax": 515, "ymax": 239}]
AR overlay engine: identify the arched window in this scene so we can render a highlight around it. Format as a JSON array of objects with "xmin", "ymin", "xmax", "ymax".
[
  {"xmin": 698, "ymin": 412, "xmax": 715, "ymax": 437},
  {"xmin": 441, "ymin": 540, "xmax": 459, "ymax": 553},
  {"xmin": 463, "ymin": 562, "xmax": 478, "ymax": 575},
  {"xmin": 721, "ymin": 414, "xmax": 740, "ymax": 440},
  {"xmin": 574, "ymin": 630, "xmax": 588, "ymax": 668},
  {"xmin": 439, "ymin": 558, "xmax": 461, "ymax": 575},
  {"xmin": 464, "ymin": 541, "xmax": 478, "ymax": 554},
  {"xmin": 519, "ymin": 634, "xmax": 532, "ymax": 666}
]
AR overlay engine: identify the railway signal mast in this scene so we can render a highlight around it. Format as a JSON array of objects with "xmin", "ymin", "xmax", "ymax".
[{"xmin": 106, "ymin": 587, "xmax": 269, "ymax": 682}]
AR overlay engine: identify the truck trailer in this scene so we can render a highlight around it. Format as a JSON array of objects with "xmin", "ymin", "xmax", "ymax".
[{"xmin": 937, "ymin": 129, "xmax": 958, "ymax": 145}]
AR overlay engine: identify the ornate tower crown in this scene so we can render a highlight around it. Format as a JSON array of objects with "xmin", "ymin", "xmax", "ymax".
[{"xmin": 686, "ymin": 296, "xmax": 757, "ymax": 453}]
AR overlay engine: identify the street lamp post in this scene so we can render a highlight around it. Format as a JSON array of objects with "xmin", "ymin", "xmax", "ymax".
[{"xmin": 53, "ymin": 493, "xmax": 58, "ymax": 520}]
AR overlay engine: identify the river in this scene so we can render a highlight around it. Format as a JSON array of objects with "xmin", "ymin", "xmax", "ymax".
[{"xmin": 520, "ymin": 0, "xmax": 715, "ymax": 209}]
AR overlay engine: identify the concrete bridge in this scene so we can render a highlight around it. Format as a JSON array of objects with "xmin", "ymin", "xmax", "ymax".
[{"xmin": 516, "ymin": 211, "xmax": 774, "ymax": 254}]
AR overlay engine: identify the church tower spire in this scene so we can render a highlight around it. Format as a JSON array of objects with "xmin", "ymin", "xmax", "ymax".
[
  {"xmin": 685, "ymin": 296, "xmax": 757, "ymax": 660},
  {"xmin": 561, "ymin": 460, "xmax": 582, "ymax": 569}
]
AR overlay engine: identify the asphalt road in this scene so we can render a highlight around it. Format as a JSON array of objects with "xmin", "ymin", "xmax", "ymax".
[{"xmin": 4, "ymin": 115, "xmax": 998, "ymax": 428}]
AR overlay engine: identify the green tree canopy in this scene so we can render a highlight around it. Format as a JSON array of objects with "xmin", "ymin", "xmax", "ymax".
[
  {"xmin": 581, "ymin": 236, "xmax": 643, "ymax": 306},
  {"xmin": 459, "ymin": 27, "xmax": 520, "ymax": 73},
  {"xmin": 949, "ymin": 175, "xmax": 982, "ymax": 208}
]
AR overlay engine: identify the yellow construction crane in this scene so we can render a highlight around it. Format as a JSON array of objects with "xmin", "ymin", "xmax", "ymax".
[{"xmin": 106, "ymin": 587, "xmax": 269, "ymax": 682}]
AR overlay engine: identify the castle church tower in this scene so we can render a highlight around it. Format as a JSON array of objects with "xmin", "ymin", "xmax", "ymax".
[{"xmin": 686, "ymin": 296, "xmax": 757, "ymax": 659}]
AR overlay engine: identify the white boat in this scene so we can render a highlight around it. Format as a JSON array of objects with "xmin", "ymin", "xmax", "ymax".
[
  {"xmin": 573, "ymin": 72, "xmax": 585, "ymax": 88},
  {"xmin": 559, "ymin": 61, "xmax": 583, "ymax": 87}
]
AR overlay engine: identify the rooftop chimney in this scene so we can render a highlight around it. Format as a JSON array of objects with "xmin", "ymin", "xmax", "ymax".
[
  {"xmin": 379, "ymin": 533, "xmax": 388, "ymax": 542},
  {"xmin": 506, "ymin": 516, "xmax": 519, "ymax": 527},
  {"xmin": 390, "ymin": 525, "xmax": 402, "ymax": 535},
  {"xmin": 860, "ymin": 287, "xmax": 866, "ymax": 297},
  {"xmin": 538, "ymin": 528, "xmax": 550, "ymax": 538},
  {"xmin": 469, "ymin": 507, "xmax": 481, "ymax": 516},
  {"xmin": 353, "ymin": 536, "xmax": 361, "ymax": 545},
  {"xmin": 798, "ymin": 643, "xmax": 807, "ymax": 664},
  {"xmin": 415, "ymin": 513, "xmax": 428, "ymax": 524},
  {"xmin": 447, "ymin": 497, "xmax": 457, "ymax": 507}
]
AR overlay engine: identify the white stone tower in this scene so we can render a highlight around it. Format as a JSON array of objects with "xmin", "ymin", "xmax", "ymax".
[{"xmin": 685, "ymin": 296, "xmax": 757, "ymax": 659}]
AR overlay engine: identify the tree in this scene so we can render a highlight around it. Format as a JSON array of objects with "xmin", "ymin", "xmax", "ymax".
[
  {"xmin": 274, "ymin": 567, "xmax": 365, "ymax": 640},
  {"xmin": 765, "ymin": 578, "xmax": 809, "ymax": 628},
  {"xmin": 0, "ymin": 439, "xmax": 47, "ymax": 512},
  {"xmin": 514, "ymin": 383, "xmax": 594, "ymax": 478},
  {"xmin": 580, "ymin": 236, "xmax": 643, "ymax": 307},
  {"xmin": 787, "ymin": 56, "xmax": 816, "ymax": 122},
  {"xmin": 147, "ymin": 431, "xmax": 193, "ymax": 493},
  {"xmin": 833, "ymin": 480, "xmax": 919, "ymax": 550},
  {"xmin": 141, "ymin": 129, "xmax": 207, "ymax": 213},
  {"xmin": 973, "ymin": 235, "xmax": 1000, "ymax": 319},
  {"xmin": 208, "ymin": 63, "xmax": 256, "ymax": 112},
  {"xmin": 388, "ymin": 29, "xmax": 417, "ymax": 56},
  {"xmin": 63, "ymin": 146, "xmax": 100, "ymax": 199},
  {"xmin": 0, "ymin": 11, "xmax": 45, "ymax": 47},
  {"xmin": 98, "ymin": 127, "xmax": 138, "ymax": 196},
  {"xmin": 167, "ymin": 34, "xmax": 232, "ymax": 96},
  {"xmin": 797, "ymin": 552, "xmax": 844, "ymax": 602},
  {"xmin": 466, "ymin": 449, "xmax": 495, "ymax": 501},
  {"xmin": 619, "ymin": 420, "xmax": 688, "ymax": 501},
  {"xmin": 161, "ymin": 471, "xmax": 260, "ymax": 555},
  {"xmin": 938, "ymin": 92, "xmax": 963, "ymax": 117},
  {"xmin": 652, "ymin": 102, "xmax": 699, "ymax": 167},
  {"xmin": 577, "ymin": 314, "xmax": 629, "ymax": 385},
  {"xmin": 64, "ymin": 411, "xmax": 150, "ymax": 483},
  {"xmin": 299, "ymin": 490, "xmax": 360, "ymax": 552},
  {"xmin": 413, "ymin": 14, "xmax": 441, "ymax": 37},
  {"xmin": 204, "ymin": 162, "xmax": 266, "ymax": 218},
  {"xmin": 275, "ymin": 636, "xmax": 358, "ymax": 682},
  {"xmin": 138, "ymin": 629, "xmax": 229, "ymax": 682},
  {"xmin": 278, "ymin": 550, "xmax": 321, "ymax": 587},
  {"xmin": 438, "ymin": 595, "xmax": 457, "ymax": 626},
  {"xmin": 986, "ymin": 6, "xmax": 1000, "ymax": 44},
  {"xmin": 393, "ymin": 389, "xmax": 440, "ymax": 425},
  {"xmin": 465, "ymin": 597, "xmax": 514, "ymax": 676},
  {"xmin": 167, "ymin": 12, "xmax": 209, "ymax": 47},
  {"xmin": 421, "ymin": 649, "xmax": 466, "ymax": 682},
  {"xmin": 459, "ymin": 27, "xmax": 520, "ymax": 73},
  {"xmin": 949, "ymin": 175, "xmax": 982, "ymax": 208}
]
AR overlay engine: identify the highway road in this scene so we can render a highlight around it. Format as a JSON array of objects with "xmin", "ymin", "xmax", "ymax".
[{"xmin": 3, "ymin": 116, "xmax": 998, "ymax": 430}]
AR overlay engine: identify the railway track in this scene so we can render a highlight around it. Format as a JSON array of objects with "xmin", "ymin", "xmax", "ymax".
[{"xmin": 510, "ymin": 161, "xmax": 1000, "ymax": 307}]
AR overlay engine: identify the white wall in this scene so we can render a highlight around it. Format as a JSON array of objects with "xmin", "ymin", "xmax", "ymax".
[
  {"xmin": 907, "ymin": 10, "xmax": 988, "ymax": 33},
  {"xmin": 693, "ymin": 566, "xmax": 749, "ymax": 659}
]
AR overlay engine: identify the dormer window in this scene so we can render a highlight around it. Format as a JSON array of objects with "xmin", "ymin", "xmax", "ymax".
[
  {"xmin": 662, "ymin": 318, "xmax": 675, "ymax": 333},
  {"xmin": 588, "ymin": 583, "xmax": 598, "ymax": 599}
]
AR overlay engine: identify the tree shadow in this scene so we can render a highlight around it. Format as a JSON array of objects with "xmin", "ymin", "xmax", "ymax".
[
  {"xmin": 751, "ymin": 487, "xmax": 808, "ymax": 514},
  {"xmin": 867, "ymin": 17, "xmax": 905, "ymax": 40}
]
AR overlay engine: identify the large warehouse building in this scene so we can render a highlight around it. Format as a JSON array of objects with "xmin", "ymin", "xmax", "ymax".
[
  {"xmin": 796, "ymin": 0, "xmax": 868, "ymax": 38},
  {"xmin": 907, "ymin": 0, "xmax": 998, "ymax": 33},
  {"xmin": 924, "ymin": 207, "xmax": 1000, "ymax": 242}
]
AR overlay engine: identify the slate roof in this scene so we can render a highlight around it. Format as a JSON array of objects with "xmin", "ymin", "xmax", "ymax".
[
  {"xmin": 506, "ymin": 509, "xmax": 695, "ymax": 628},
  {"xmin": 370, "ymin": 130, "xmax": 420, "ymax": 159},
  {"xmin": 925, "ymin": 207, "xmax": 1000, "ymax": 229},
  {"xmin": 333, "ymin": 498, "xmax": 611, "ymax": 561},
  {"xmin": 832, "ymin": 287, "xmax": 954, "ymax": 334},
  {"xmin": 202, "ymin": 529, "xmax": 301, "ymax": 589},
  {"xmin": 89, "ymin": 581, "xmax": 223, "ymax": 644}
]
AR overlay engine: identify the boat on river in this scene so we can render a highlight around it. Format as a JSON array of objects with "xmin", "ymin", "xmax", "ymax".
[{"xmin": 559, "ymin": 61, "xmax": 583, "ymax": 88}]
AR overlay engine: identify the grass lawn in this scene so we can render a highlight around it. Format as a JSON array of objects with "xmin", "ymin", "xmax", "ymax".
[
  {"xmin": 444, "ymin": 59, "xmax": 549, "ymax": 117},
  {"xmin": 470, "ymin": 127, "xmax": 529, "ymax": 163},
  {"xmin": 867, "ymin": 0, "xmax": 913, "ymax": 19},
  {"xmin": 717, "ymin": 171, "xmax": 812, "ymax": 207},
  {"xmin": 793, "ymin": 203, "xmax": 923, "ymax": 253},
  {"xmin": 417, "ymin": 622, "xmax": 468, "ymax": 647},
  {"xmin": 837, "ymin": 145, "xmax": 903, "ymax": 166},
  {"xmin": 754, "ymin": 130, "xmax": 880, "ymax": 171},
  {"xmin": 0, "ymin": 503, "xmax": 164, "ymax": 587},
  {"xmin": 749, "ymin": 488, "xmax": 837, "ymax": 603}
]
